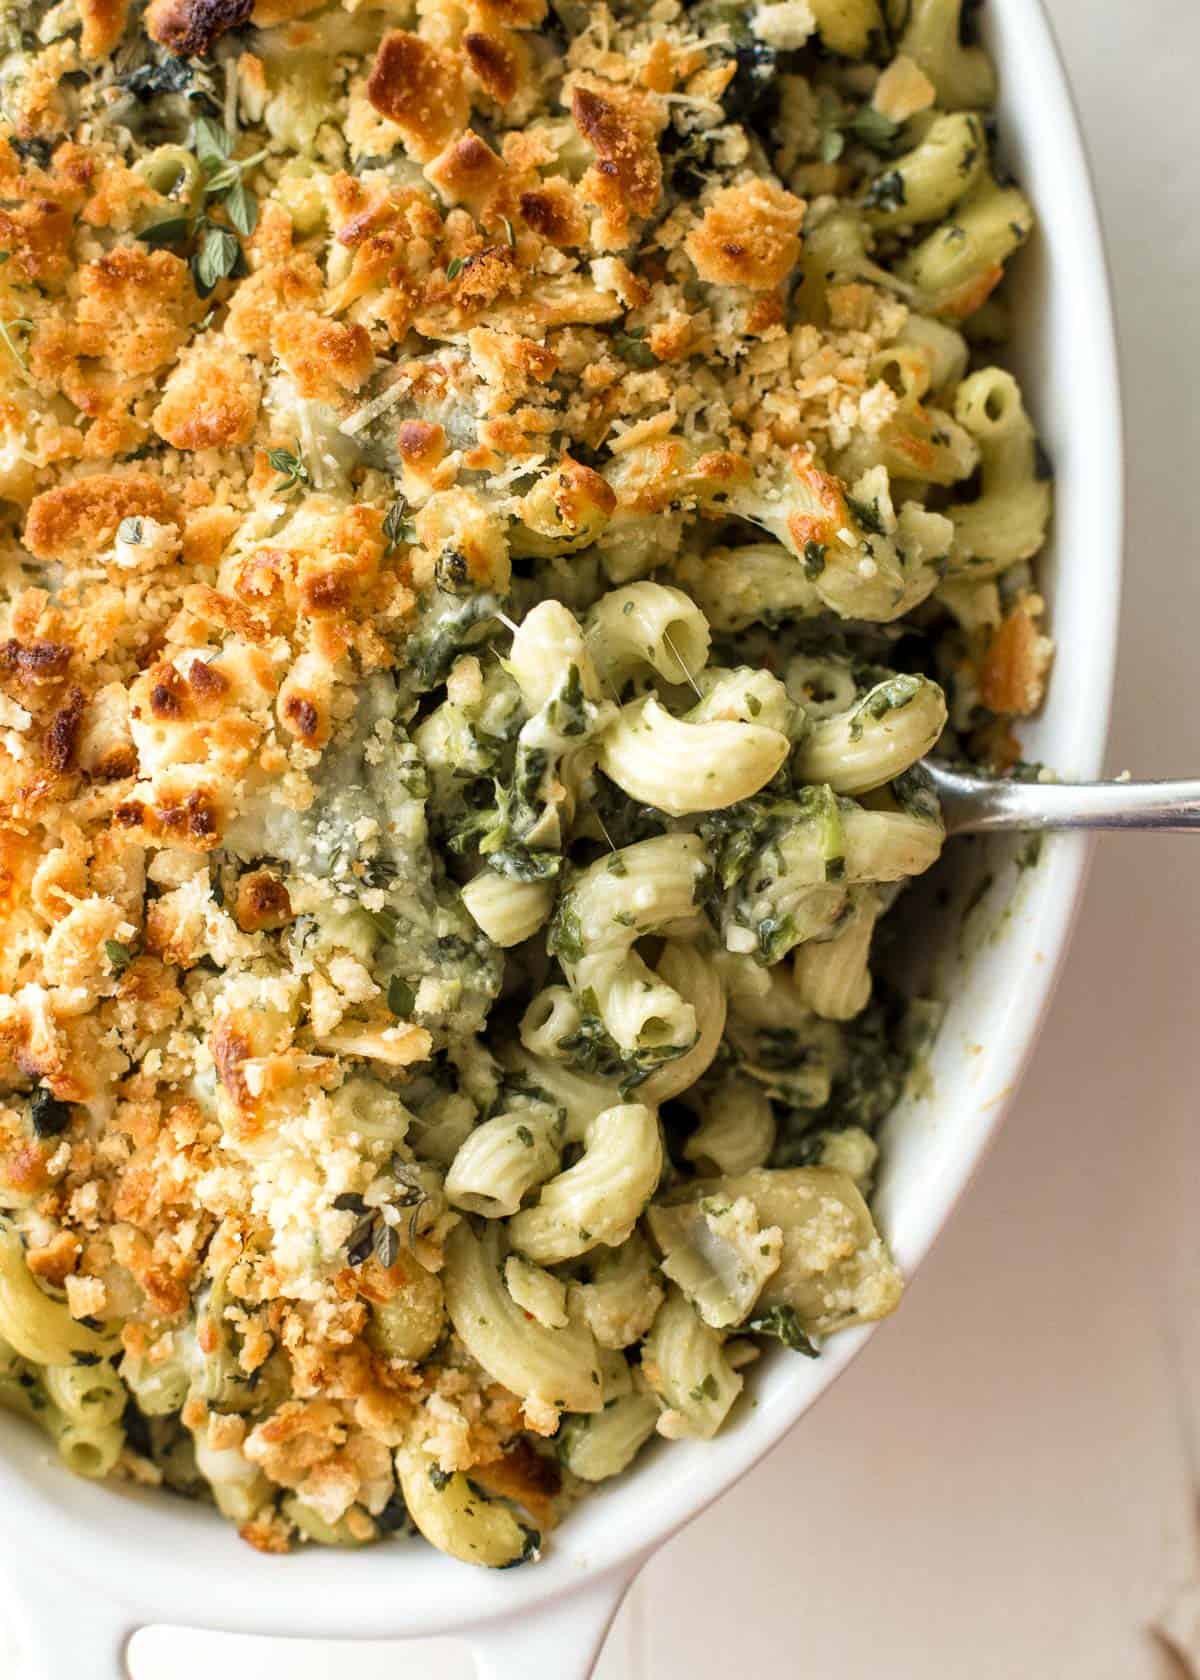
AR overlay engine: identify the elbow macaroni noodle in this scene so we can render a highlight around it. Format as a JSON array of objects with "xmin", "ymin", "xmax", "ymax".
[{"xmin": 0, "ymin": 0, "xmax": 1052, "ymax": 1570}]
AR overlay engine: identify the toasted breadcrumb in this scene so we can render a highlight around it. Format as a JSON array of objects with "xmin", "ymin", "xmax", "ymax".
[{"xmin": 0, "ymin": 0, "xmax": 1045, "ymax": 1564}]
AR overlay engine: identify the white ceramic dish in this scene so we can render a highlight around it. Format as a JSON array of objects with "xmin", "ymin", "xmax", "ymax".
[{"xmin": 0, "ymin": 3, "xmax": 1122, "ymax": 1673}]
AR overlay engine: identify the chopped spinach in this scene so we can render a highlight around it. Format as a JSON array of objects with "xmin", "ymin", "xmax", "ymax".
[
  {"xmin": 30, "ymin": 1090, "xmax": 71, "ymax": 1138},
  {"xmin": 745, "ymin": 1305, "xmax": 819, "ymax": 1357}
]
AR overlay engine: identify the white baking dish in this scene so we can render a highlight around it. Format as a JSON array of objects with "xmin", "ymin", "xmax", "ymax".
[{"xmin": 0, "ymin": 2, "xmax": 1122, "ymax": 1673}]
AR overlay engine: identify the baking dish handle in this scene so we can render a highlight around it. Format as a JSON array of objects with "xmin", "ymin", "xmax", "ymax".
[
  {"xmin": 466, "ymin": 1559, "xmax": 641, "ymax": 1680},
  {"xmin": 5, "ymin": 1555, "xmax": 641, "ymax": 1679},
  {"xmin": 5, "ymin": 1552, "xmax": 137, "ymax": 1678}
]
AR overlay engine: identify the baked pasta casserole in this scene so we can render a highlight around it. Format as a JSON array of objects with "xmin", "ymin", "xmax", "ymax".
[{"xmin": 0, "ymin": 0, "xmax": 1053, "ymax": 1563}]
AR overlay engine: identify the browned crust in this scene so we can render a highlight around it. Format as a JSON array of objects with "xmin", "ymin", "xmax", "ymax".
[
  {"xmin": 153, "ymin": 348, "xmax": 260, "ymax": 452},
  {"xmin": 78, "ymin": 0, "xmax": 131, "ymax": 57},
  {"xmin": 979, "ymin": 600, "xmax": 1053, "ymax": 716},
  {"xmin": 235, "ymin": 869, "xmax": 293, "ymax": 932},
  {"xmin": 146, "ymin": 0, "xmax": 253, "ymax": 55},
  {"xmin": 462, "ymin": 29, "xmax": 521, "ymax": 105},
  {"xmin": 468, "ymin": 0, "xmax": 545, "ymax": 23},
  {"xmin": 211, "ymin": 1021, "xmax": 251, "ymax": 1103},
  {"xmin": 571, "ymin": 81, "xmax": 662, "ymax": 244},
  {"xmin": 271, "ymin": 311, "xmax": 373, "ymax": 402},
  {"xmin": 24, "ymin": 473, "xmax": 180, "ymax": 561},
  {"xmin": 785, "ymin": 455, "xmax": 848, "ymax": 551},
  {"xmin": 279, "ymin": 690, "xmax": 324, "ymax": 746},
  {"xmin": 451, "ymin": 243, "xmax": 522, "ymax": 316},
  {"xmin": 0, "ymin": 197, "xmax": 77, "ymax": 288},
  {"xmin": 939, "ymin": 263, "xmax": 1004, "ymax": 321},
  {"xmin": 366, "ymin": 31, "xmax": 468, "ymax": 163},
  {"xmin": 395, "ymin": 420, "xmax": 446, "ymax": 473},
  {"xmin": 424, "ymin": 132, "xmax": 507, "ymax": 210},
  {"xmin": 25, "ymin": 1229, "xmax": 81, "ymax": 1286},
  {"xmin": 114, "ymin": 787, "xmax": 223, "ymax": 849},
  {"xmin": 0, "ymin": 639, "xmax": 72, "ymax": 688},
  {"xmin": 249, "ymin": 0, "xmax": 323, "ymax": 22},
  {"xmin": 44, "ymin": 686, "xmax": 85, "ymax": 773},
  {"xmin": 518, "ymin": 180, "xmax": 587, "ymax": 248},
  {"xmin": 685, "ymin": 180, "xmax": 806, "ymax": 291},
  {"xmin": 470, "ymin": 1437, "xmax": 562, "ymax": 1528},
  {"xmin": 555, "ymin": 455, "xmax": 616, "ymax": 522}
]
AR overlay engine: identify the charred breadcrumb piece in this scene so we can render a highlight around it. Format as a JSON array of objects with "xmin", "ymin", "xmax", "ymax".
[{"xmin": 0, "ymin": 0, "xmax": 1047, "ymax": 1566}]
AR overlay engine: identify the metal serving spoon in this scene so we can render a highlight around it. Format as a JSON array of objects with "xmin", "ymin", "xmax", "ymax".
[{"xmin": 923, "ymin": 762, "xmax": 1200, "ymax": 837}]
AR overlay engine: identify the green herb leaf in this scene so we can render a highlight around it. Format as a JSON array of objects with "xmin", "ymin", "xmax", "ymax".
[
  {"xmin": 745, "ymin": 1304, "xmax": 819, "ymax": 1357},
  {"xmin": 387, "ymin": 975, "xmax": 415, "ymax": 1017},
  {"xmin": 548, "ymin": 902, "xmax": 585, "ymax": 964},
  {"xmin": 223, "ymin": 177, "xmax": 258, "ymax": 237},
  {"xmin": 382, "ymin": 496, "xmax": 410, "ymax": 552},
  {"xmin": 445, "ymin": 255, "xmax": 464, "ymax": 281},
  {"xmin": 374, "ymin": 1222, "xmax": 399, "ymax": 1268},
  {"xmin": 845, "ymin": 493, "xmax": 886, "ymax": 536},
  {"xmin": 138, "ymin": 216, "xmax": 192, "ymax": 248},
  {"xmin": 346, "ymin": 1216, "xmax": 375, "ymax": 1265},
  {"xmin": 266, "ymin": 441, "xmax": 311, "ymax": 496},
  {"xmin": 204, "ymin": 146, "xmax": 268, "ymax": 199},
  {"xmin": 848, "ymin": 107, "xmax": 902, "ymax": 152},
  {"xmin": 613, "ymin": 331, "xmax": 656, "ymax": 368},
  {"xmin": 365, "ymin": 905, "xmax": 399, "ymax": 942},
  {"xmin": 104, "ymin": 939, "xmax": 134, "ymax": 973},
  {"xmin": 192, "ymin": 114, "xmax": 232, "ymax": 168},
  {"xmin": 191, "ymin": 222, "xmax": 242, "ymax": 297}
]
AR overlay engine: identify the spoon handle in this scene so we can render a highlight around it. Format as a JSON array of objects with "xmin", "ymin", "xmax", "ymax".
[{"xmin": 934, "ymin": 772, "xmax": 1200, "ymax": 835}]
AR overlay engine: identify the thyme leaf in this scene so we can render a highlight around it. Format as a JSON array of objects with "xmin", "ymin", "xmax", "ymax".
[{"xmin": 266, "ymin": 441, "xmax": 311, "ymax": 496}]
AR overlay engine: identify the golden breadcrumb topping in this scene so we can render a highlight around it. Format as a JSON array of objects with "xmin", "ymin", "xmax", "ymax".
[{"xmin": 0, "ymin": 0, "xmax": 1049, "ymax": 1560}]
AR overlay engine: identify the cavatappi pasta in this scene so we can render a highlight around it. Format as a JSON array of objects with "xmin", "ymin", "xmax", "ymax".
[{"xmin": 0, "ymin": 0, "xmax": 1052, "ymax": 1565}]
